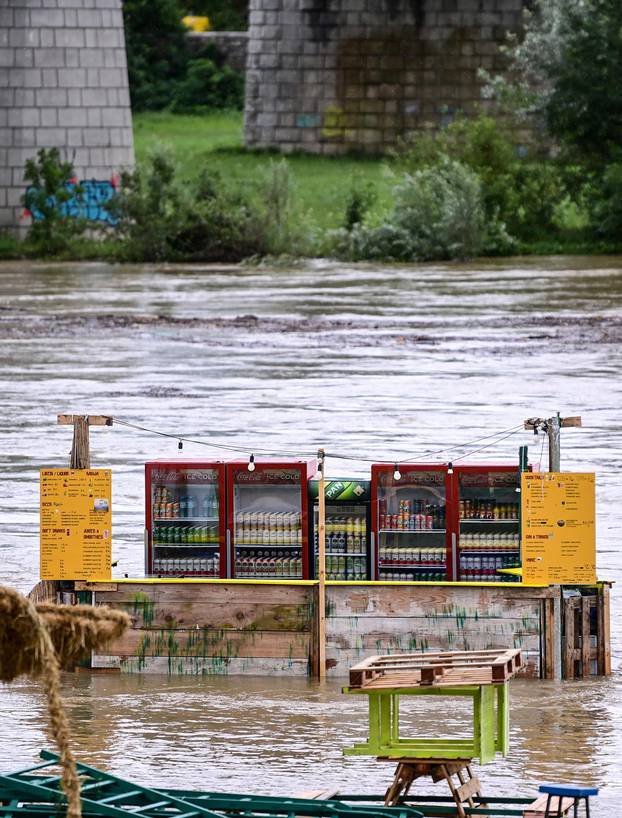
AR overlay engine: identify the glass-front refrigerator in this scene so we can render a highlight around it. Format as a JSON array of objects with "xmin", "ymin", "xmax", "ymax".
[
  {"xmin": 308, "ymin": 479, "xmax": 371, "ymax": 580},
  {"xmin": 227, "ymin": 459, "xmax": 317, "ymax": 579},
  {"xmin": 145, "ymin": 460, "xmax": 226, "ymax": 577},
  {"xmin": 453, "ymin": 465, "xmax": 522, "ymax": 583},
  {"xmin": 371, "ymin": 464, "xmax": 451, "ymax": 581}
]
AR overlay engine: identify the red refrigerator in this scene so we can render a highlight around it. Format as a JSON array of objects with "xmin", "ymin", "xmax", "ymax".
[
  {"xmin": 227, "ymin": 459, "xmax": 317, "ymax": 579},
  {"xmin": 371, "ymin": 462, "xmax": 523, "ymax": 582},
  {"xmin": 452, "ymin": 465, "xmax": 522, "ymax": 583},
  {"xmin": 371, "ymin": 464, "xmax": 451, "ymax": 581},
  {"xmin": 145, "ymin": 460, "xmax": 227, "ymax": 577}
]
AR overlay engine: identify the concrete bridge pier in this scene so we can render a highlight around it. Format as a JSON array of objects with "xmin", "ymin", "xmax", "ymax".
[
  {"xmin": 244, "ymin": 0, "xmax": 526, "ymax": 155},
  {"xmin": 0, "ymin": 0, "xmax": 134, "ymax": 233}
]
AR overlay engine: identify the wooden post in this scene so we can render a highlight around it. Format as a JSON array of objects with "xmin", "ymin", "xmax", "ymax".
[
  {"xmin": 57, "ymin": 414, "xmax": 113, "ymax": 469},
  {"xmin": 317, "ymin": 448, "xmax": 326, "ymax": 680}
]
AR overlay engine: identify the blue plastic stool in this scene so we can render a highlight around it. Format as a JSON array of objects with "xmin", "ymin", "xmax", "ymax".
[{"xmin": 539, "ymin": 784, "xmax": 599, "ymax": 818}]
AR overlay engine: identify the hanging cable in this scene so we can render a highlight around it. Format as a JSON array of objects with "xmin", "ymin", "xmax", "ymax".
[{"xmin": 111, "ymin": 415, "xmax": 527, "ymax": 466}]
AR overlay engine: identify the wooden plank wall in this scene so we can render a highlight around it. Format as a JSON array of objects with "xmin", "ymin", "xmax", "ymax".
[
  {"xmin": 92, "ymin": 582, "xmax": 315, "ymax": 676},
  {"xmin": 324, "ymin": 585, "xmax": 558, "ymax": 678},
  {"xmin": 88, "ymin": 581, "xmax": 565, "ymax": 678}
]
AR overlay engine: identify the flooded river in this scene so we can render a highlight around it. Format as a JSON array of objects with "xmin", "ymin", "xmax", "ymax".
[{"xmin": 0, "ymin": 257, "xmax": 621, "ymax": 813}]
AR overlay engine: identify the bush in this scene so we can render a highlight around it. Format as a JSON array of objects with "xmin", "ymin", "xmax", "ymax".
[
  {"xmin": 22, "ymin": 148, "xmax": 86, "ymax": 255},
  {"xmin": 171, "ymin": 58, "xmax": 244, "ymax": 113},
  {"xmin": 328, "ymin": 159, "xmax": 486, "ymax": 262},
  {"xmin": 393, "ymin": 115, "xmax": 567, "ymax": 241},
  {"xmin": 123, "ymin": 0, "xmax": 244, "ymax": 113},
  {"xmin": 587, "ymin": 163, "xmax": 622, "ymax": 241},
  {"xmin": 246, "ymin": 160, "xmax": 315, "ymax": 258},
  {"xmin": 108, "ymin": 149, "xmax": 313, "ymax": 262}
]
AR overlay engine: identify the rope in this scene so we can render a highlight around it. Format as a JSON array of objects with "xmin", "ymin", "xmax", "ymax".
[{"xmin": 0, "ymin": 586, "xmax": 130, "ymax": 818}]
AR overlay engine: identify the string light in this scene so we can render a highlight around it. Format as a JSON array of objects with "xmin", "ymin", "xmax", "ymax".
[
  {"xmin": 447, "ymin": 462, "xmax": 454, "ymax": 474},
  {"xmin": 247, "ymin": 453, "xmax": 256, "ymax": 472},
  {"xmin": 178, "ymin": 439, "xmax": 183, "ymax": 451},
  {"xmin": 111, "ymin": 416, "xmax": 526, "ymax": 467},
  {"xmin": 393, "ymin": 463, "xmax": 401, "ymax": 481}
]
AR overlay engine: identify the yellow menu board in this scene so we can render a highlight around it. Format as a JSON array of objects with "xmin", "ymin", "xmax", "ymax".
[
  {"xmin": 521, "ymin": 472, "xmax": 596, "ymax": 584},
  {"xmin": 40, "ymin": 469, "xmax": 112, "ymax": 580}
]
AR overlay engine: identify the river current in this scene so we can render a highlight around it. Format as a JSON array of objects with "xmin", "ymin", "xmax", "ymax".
[{"xmin": 0, "ymin": 258, "xmax": 620, "ymax": 814}]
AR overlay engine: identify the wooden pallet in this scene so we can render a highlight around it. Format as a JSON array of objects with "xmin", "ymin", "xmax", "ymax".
[{"xmin": 349, "ymin": 649, "xmax": 523, "ymax": 689}]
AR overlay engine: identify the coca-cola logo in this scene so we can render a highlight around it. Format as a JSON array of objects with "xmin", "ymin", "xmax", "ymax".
[{"xmin": 152, "ymin": 469, "xmax": 218, "ymax": 482}]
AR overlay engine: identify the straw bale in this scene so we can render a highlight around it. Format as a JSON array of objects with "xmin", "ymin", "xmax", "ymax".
[{"xmin": 0, "ymin": 585, "xmax": 130, "ymax": 818}]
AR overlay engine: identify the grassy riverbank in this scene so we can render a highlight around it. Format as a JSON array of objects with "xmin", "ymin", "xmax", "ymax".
[
  {"xmin": 1, "ymin": 110, "xmax": 619, "ymax": 262},
  {"xmin": 134, "ymin": 112, "xmax": 393, "ymax": 231}
]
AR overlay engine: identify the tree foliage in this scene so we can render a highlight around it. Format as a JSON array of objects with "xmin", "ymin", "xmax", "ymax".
[{"xmin": 490, "ymin": 0, "xmax": 622, "ymax": 163}]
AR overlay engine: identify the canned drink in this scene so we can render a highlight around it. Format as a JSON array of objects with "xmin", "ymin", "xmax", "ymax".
[{"xmin": 425, "ymin": 514, "xmax": 433, "ymax": 529}]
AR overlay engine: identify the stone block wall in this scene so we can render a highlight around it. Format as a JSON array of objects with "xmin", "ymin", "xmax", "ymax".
[
  {"xmin": 0, "ymin": 0, "xmax": 134, "ymax": 231},
  {"xmin": 245, "ymin": 0, "xmax": 526, "ymax": 154}
]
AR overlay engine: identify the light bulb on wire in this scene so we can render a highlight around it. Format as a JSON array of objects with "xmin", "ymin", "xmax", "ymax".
[
  {"xmin": 393, "ymin": 463, "xmax": 401, "ymax": 481},
  {"xmin": 447, "ymin": 461, "xmax": 453, "ymax": 474},
  {"xmin": 178, "ymin": 439, "xmax": 183, "ymax": 451},
  {"xmin": 247, "ymin": 453, "xmax": 256, "ymax": 472}
]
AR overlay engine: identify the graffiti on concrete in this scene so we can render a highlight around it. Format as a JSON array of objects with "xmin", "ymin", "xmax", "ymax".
[{"xmin": 25, "ymin": 178, "xmax": 118, "ymax": 224}]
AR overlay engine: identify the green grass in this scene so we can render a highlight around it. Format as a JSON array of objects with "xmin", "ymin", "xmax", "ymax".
[{"xmin": 133, "ymin": 111, "xmax": 393, "ymax": 231}]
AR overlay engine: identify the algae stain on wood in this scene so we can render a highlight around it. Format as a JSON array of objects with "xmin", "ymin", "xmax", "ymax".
[{"xmin": 132, "ymin": 592, "xmax": 155, "ymax": 627}]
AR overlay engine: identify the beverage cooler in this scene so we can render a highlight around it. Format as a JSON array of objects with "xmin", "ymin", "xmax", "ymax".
[
  {"xmin": 308, "ymin": 479, "xmax": 371, "ymax": 580},
  {"xmin": 228, "ymin": 459, "xmax": 317, "ymax": 579},
  {"xmin": 145, "ymin": 460, "xmax": 226, "ymax": 577},
  {"xmin": 371, "ymin": 465, "xmax": 450, "ymax": 581},
  {"xmin": 453, "ymin": 465, "xmax": 522, "ymax": 583}
]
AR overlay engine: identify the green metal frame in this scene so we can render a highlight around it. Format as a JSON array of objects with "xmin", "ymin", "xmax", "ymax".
[
  {"xmin": 343, "ymin": 684, "xmax": 510, "ymax": 764},
  {"xmin": 0, "ymin": 751, "xmax": 545, "ymax": 818}
]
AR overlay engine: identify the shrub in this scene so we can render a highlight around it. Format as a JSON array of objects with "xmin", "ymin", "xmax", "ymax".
[
  {"xmin": 123, "ymin": 0, "xmax": 244, "ymax": 113},
  {"xmin": 108, "ymin": 150, "xmax": 312, "ymax": 262},
  {"xmin": 246, "ymin": 160, "xmax": 315, "ymax": 258},
  {"xmin": 342, "ymin": 177, "xmax": 377, "ymax": 231},
  {"xmin": 393, "ymin": 115, "xmax": 567, "ymax": 241},
  {"xmin": 171, "ymin": 58, "xmax": 244, "ymax": 113},
  {"xmin": 22, "ymin": 148, "xmax": 86, "ymax": 255},
  {"xmin": 587, "ymin": 163, "xmax": 622, "ymax": 241},
  {"xmin": 328, "ymin": 160, "xmax": 486, "ymax": 262}
]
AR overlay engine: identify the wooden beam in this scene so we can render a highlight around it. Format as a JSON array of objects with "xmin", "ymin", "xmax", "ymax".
[
  {"xmin": 560, "ymin": 416, "xmax": 582, "ymax": 428},
  {"xmin": 57, "ymin": 414, "xmax": 113, "ymax": 426}
]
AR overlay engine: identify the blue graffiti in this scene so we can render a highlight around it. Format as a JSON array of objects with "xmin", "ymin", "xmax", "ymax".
[{"xmin": 26, "ymin": 179, "xmax": 118, "ymax": 224}]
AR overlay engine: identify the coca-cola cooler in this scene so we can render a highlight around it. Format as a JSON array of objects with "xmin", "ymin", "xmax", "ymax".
[
  {"xmin": 227, "ymin": 459, "xmax": 317, "ymax": 579},
  {"xmin": 145, "ymin": 460, "xmax": 227, "ymax": 577},
  {"xmin": 371, "ymin": 464, "xmax": 451, "ymax": 581},
  {"xmin": 452, "ymin": 465, "xmax": 522, "ymax": 583},
  {"xmin": 308, "ymin": 478, "xmax": 372, "ymax": 580}
]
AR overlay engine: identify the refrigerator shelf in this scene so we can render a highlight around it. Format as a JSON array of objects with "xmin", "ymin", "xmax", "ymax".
[
  {"xmin": 459, "ymin": 518, "xmax": 518, "ymax": 524},
  {"xmin": 235, "ymin": 543, "xmax": 302, "ymax": 548},
  {"xmin": 379, "ymin": 528, "xmax": 446, "ymax": 534},
  {"xmin": 153, "ymin": 543, "xmax": 219, "ymax": 549},
  {"xmin": 379, "ymin": 561, "xmax": 447, "ymax": 568},
  {"xmin": 320, "ymin": 551, "xmax": 366, "ymax": 557},
  {"xmin": 153, "ymin": 517, "xmax": 220, "ymax": 523},
  {"xmin": 459, "ymin": 549, "xmax": 520, "ymax": 555}
]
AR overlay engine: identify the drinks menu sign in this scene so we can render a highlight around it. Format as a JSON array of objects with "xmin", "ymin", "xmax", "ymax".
[
  {"xmin": 521, "ymin": 472, "xmax": 596, "ymax": 584},
  {"xmin": 40, "ymin": 469, "xmax": 112, "ymax": 580}
]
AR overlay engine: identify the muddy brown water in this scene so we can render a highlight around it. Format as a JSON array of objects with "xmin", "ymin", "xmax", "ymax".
[{"xmin": 0, "ymin": 257, "xmax": 621, "ymax": 813}]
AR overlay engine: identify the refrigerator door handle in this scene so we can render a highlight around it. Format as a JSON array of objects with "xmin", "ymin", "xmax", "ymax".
[
  {"xmin": 226, "ymin": 529, "xmax": 231, "ymax": 578},
  {"xmin": 370, "ymin": 531, "xmax": 376, "ymax": 581},
  {"xmin": 451, "ymin": 532, "xmax": 457, "ymax": 581}
]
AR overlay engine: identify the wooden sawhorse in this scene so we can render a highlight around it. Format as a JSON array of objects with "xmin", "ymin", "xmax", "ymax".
[{"xmin": 381, "ymin": 757, "xmax": 487, "ymax": 818}]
